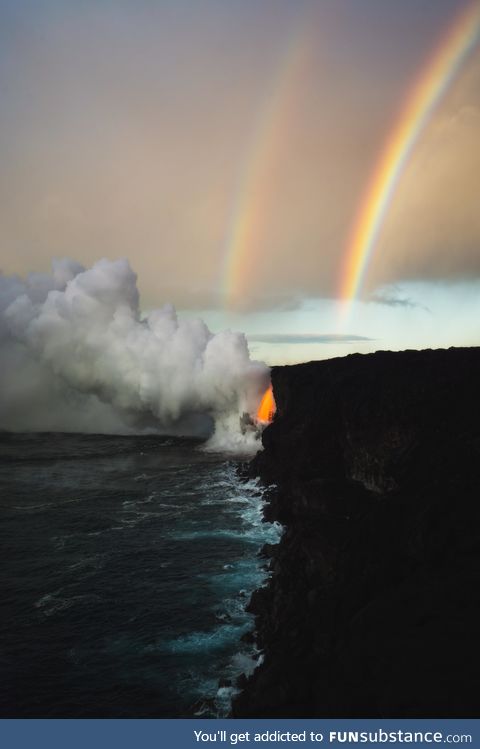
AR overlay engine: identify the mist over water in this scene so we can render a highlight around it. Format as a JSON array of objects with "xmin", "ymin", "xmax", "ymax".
[
  {"xmin": 0, "ymin": 432, "xmax": 281, "ymax": 717},
  {"xmin": 0, "ymin": 258, "xmax": 269, "ymax": 452}
]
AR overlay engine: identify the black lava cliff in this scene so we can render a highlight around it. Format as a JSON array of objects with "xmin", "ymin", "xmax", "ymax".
[{"xmin": 233, "ymin": 347, "xmax": 480, "ymax": 717}]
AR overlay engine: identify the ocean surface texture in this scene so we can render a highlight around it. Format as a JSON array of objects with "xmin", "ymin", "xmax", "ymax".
[{"xmin": 0, "ymin": 433, "xmax": 279, "ymax": 717}]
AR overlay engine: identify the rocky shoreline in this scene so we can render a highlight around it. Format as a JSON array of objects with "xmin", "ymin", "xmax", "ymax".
[{"xmin": 232, "ymin": 347, "xmax": 480, "ymax": 717}]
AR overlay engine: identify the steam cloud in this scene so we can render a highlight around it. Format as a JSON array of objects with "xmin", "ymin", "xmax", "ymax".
[{"xmin": 0, "ymin": 258, "xmax": 269, "ymax": 451}]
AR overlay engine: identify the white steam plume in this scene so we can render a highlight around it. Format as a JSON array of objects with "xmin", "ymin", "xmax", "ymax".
[{"xmin": 0, "ymin": 258, "xmax": 269, "ymax": 451}]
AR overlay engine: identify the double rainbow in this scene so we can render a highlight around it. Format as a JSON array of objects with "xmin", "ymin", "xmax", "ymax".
[
  {"xmin": 339, "ymin": 1, "xmax": 480, "ymax": 318},
  {"xmin": 220, "ymin": 3, "xmax": 480, "ymax": 315}
]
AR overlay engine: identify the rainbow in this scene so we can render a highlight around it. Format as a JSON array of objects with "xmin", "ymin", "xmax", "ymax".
[
  {"xmin": 220, "ymin": 24, "xmax": 310, "ymax": 309},
  {"xmin": 339, "ymin": 1, "xmax": 480, "ymax": 319}
]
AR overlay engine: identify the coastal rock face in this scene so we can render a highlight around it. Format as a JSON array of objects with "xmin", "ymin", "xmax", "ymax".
[{"xmin": 233, "ymin": 347, "xmax": 480, "ymax": 717}]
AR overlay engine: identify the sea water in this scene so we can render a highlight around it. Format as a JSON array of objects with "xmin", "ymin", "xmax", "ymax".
[{"xmin": 0, "ymin": 432, "xmax": 280, "ymax": 717}]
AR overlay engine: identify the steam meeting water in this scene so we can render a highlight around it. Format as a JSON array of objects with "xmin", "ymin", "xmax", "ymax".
[{"xmin": 0, "ymin": 432, "xmax": 280, "ymax": 717}]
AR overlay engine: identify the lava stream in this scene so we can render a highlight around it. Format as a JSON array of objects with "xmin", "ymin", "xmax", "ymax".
[{"xmin": 256, "ymin": 385, "xmax": 276, "ymax": 424}]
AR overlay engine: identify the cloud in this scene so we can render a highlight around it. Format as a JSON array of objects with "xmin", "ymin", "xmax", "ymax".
[
  {"xmin": 369, "ymin": 290, "xmax": 430, "ymax": 312},
  {"xmin": 248, "ymin": 333, "xmax": 373, "ymax": 344}
]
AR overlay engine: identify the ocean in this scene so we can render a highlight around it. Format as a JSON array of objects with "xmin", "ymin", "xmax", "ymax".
[{"xmin": 0, "ymin": 432, "xmax": 280, "ymax": 718}]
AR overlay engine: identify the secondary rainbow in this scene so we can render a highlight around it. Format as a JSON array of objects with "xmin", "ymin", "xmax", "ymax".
[
  {"xmin": 339, "ymin": 1, "xmax": 480, "ymax": 317},
  {"xmin": 220, "ymin": 24, "xmax": 309, "ymax": 309}
]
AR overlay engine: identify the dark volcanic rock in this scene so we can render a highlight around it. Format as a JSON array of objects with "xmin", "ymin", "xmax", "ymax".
[{"xmin": 233, "ymin": 347, "xmax": 480, "ymax": 717}]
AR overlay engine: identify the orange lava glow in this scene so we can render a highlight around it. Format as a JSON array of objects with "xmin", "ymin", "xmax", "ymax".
[{"xmin": 257, "ymin": 385, "xmax": 276, "ymax": 423}]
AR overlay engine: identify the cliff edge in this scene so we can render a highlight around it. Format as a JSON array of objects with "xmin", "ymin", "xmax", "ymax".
[{"xmin": 233, "ymin": 347, "xmax": 480, "ymax": 717}]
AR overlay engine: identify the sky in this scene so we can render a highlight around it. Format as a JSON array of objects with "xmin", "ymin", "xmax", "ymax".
[{"xmin": 1, "ymin": 0, "xmax": 479, "ymax": 366}]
